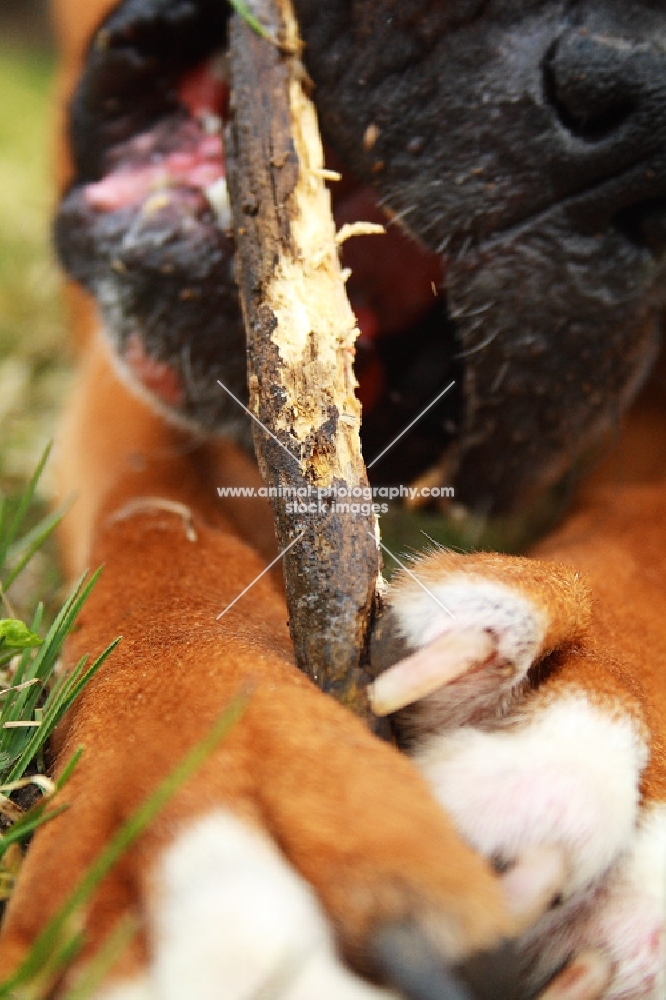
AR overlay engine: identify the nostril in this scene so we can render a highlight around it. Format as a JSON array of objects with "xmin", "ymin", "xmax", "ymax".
[{"xmin": 542, "ymin": 32, "xmax": 637, "ymax": 142}]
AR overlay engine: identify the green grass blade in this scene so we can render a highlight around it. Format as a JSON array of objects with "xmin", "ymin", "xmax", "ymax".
[
  {"xmin": 59, "ymin": 913, "xmax": 139, "ymax": 1000},
  {"xmin": 6, "ymin": 606, "xmax": 43, "ymax": 693},
  {"xmin": 0, "ymin": 571, "xmax": 111, "ymax": 785},
  {"xmin": 0, "ymin": 690, "xmax": 249, "ymax": 997},
  {"xmin": 228, "ymin": 0, "xmax": 272, "ymax": 39},
  {"xmin": 1, "ymin": 572, "xmax": 101, "ymax": 761},
  {"xmin": 0, "ymin": 746, "xmax": 83, "ymax": 864},
  {"xmin": 6, "ymin": 640, "xmax": 119, "ymax": 785},
  {"xmin": 56, "ymin": 748, "xmax": 84, "ymax": 791},
  {"xmin": 2, "ymin": 507, "xmax": 66, "ymax": 594},
  {"xmin": 0, "ymin": 445, "xmax": 52, "ymax": 573},
  {"xmin": 0, "ymin": 804, "xmax": 69, "ymax": 861},
  {"xmin": 0, "ymin": 498, "xmax": 7, "ymax": 553}
]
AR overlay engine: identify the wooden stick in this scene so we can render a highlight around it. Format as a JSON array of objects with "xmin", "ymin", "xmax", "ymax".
[{"xmin": 226, "ymin": 0, "xmax": 385, "ymax": 728}]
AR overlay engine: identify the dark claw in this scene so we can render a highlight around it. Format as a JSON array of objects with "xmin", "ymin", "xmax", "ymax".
[
  {"xmin": 370, "ymin": 923, "xmax": 473, "ymax": 1000},
  {"xmin": 370, "ymin": 922, "xmax": 562, "ymax": 1000},
  {"xmin": 454, "ymin": 941, "xmax": 537, "ymax": 1000}
]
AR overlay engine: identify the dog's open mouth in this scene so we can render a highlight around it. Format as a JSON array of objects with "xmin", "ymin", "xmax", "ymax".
[
  {"xmin": 55, "ymin": 2, "xmax": 465, "ymax": 496},
  {"xmin": 56, "ymin": 0, "xmax": 666, "ymax": 521}
]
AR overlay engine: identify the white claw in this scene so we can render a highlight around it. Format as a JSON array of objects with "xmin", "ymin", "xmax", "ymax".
[
  {"xmin": 501, "ymin": 846, "xmax": 566, "ymax": 929},
  {"xmin": 205, "ymin": 177, "xmax": 231, "ymax": 230},
  {"xmin": 367, "ymin": 629, "xmax": 495, "ymax": 716}
]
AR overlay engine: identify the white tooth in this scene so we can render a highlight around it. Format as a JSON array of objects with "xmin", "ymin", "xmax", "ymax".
[
  {"xmin": 205, "ymin": 177, "xmax": 231, "ymax": 230},
  {"xmin": 199, "ymin": 110, "xmax": 223, "ymax": 135}
]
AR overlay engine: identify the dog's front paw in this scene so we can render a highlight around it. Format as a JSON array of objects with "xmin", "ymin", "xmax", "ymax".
[
  {"xmin": 372, "ymin": 550, "xmax": 664, "ymax": 999},
  {"xmin": 143, "ymin": 812, "xmax": 401, "ymax": 1000},
  {"xmin": 370, "ymin": 551, "xmax": 591, "ymax": 733}
]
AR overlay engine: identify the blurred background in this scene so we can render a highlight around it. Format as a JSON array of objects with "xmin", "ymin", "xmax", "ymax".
[
  {"xmin": 0, "ymin": 0, "xmax": 68, "ymax": 608},
  {"xmin": 0, "ymin": 0, "xmax": 68, "ymax": 490}
]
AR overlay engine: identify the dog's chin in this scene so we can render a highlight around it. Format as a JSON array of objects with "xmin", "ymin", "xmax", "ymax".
[{"xmin": 55, "ymin": 0, "xmax": 666, "ymax": 522}]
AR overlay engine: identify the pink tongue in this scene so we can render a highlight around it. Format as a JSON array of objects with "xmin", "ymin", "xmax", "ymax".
[
  {"xmin": 334, "ymin": 186, "xmax": 445, "ymax": 339},
  {"xmin": 85, "ymin": 135, "xmax": 225, "ymax": 211}
]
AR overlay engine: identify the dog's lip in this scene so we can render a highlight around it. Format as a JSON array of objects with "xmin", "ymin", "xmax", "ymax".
[
  {"xmin": 441, "ymin": 150, "xmax": 666, "ymax": 260},
  {"xmin": 331, "ymin": 145, "xmax": 665, "ymax": 357}
]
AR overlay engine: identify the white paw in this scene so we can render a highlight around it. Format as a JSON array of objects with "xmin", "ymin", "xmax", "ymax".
[
  {"xmin": 370, "ymin": 574, "xmax": 547, "ymax": 724},
  {"xmin": 375, "ymin": 550, "xmax": 661, "ymax": 998},
  {"xmin": 513, "ymin": 805, "xmax": 666, "ymax": 1000},
  {"xmin": 369, "ymin": 551, "xmax": 590, "ymax": 727},
  {"xmin": 415, "ymin": 695, "xmax": 646, "ymax": 896},
  {"xmin": 578, "ymin": 805, "xmax": 666, "ymax": 1000},
  {"xmin": 394, "ymin": 572, "xmax": 546, "ymax": 669},
  {"xmin": 94, "ymin": 977, "xmax": 155, "ymax": 1000},
  {"xmin": 146, "ymin": 811, "xmax": 397, "ymax": 1000}
]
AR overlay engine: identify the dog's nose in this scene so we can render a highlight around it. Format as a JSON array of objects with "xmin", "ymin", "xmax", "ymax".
[
  {"xmin": 543, "ymin": 23, "xmax": 666, "ymax": 252},
  {"xmin": 544, "ymin": 28, "xmax": 660, "ymax": 143}
]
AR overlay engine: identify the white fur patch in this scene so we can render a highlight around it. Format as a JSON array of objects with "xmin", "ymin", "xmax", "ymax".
[
  {"xmin": 94, "ymin": 975, "xmax": 154, "ymax": 1000},
  {"xmin": 392, "ymin": 574, "xmax": 547, "ymax": 681},
  {"xmin": 582, "ymin": 803, "xmax": 666, "ymax": 1000},
  {"xmin": 148, "ymin": 811, "xmax": 397, "ymax": 1000},
  {"xmin": 415, "ymin": 695, "xmax": 647, "ymax": 895}
]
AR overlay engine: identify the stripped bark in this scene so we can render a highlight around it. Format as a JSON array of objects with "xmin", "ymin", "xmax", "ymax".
[{"xmin": 226, "ymin": 0, "xmax": 385, "ymax": 727}]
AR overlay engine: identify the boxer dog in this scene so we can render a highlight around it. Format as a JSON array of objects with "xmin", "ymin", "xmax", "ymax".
[{"xmin": 0, "ymin": 1, "xmax": 665, "ymax": 998}]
